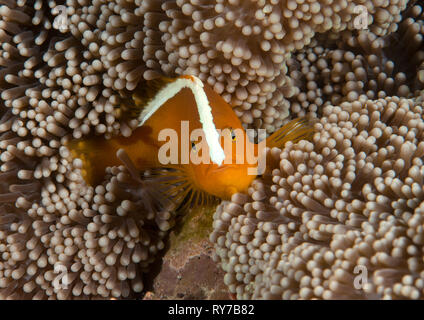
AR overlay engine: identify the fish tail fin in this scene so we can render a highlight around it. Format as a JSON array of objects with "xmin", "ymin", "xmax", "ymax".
[
  {"xmin": 65, "ymin": 137, "xmax": 118, "ymax": 186},
  {"xmin": 266, "ymin": 118, "xmax": 314, "ymax": 149}
]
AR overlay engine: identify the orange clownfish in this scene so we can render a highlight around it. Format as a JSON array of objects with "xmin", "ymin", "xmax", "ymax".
[{"xmin": 66, "ymin": 75, "xmax": 313, "ymax": 208}]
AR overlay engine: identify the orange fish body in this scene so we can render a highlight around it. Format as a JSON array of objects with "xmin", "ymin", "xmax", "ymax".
[{"xmin": 67, "ymin": 76, "xmax": 313, "ymax": 205}]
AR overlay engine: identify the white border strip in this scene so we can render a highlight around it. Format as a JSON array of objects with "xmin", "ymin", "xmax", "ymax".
[{"xmin": 138, "ymin": 76, "xmax": 226, "ymax": 166}]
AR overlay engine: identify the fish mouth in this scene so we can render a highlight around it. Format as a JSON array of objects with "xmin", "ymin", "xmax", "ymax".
[{"xmin": 206, "ymin": 164, "xmax": 238, "ymax": 174}]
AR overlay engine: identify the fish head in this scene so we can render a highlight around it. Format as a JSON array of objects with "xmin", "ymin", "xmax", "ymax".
[
  {"xmin": 189, "ymin": 125, "xmax": 259, "ymax": 200},
  {"xmin": 185, "ymin": 84, "xmax": 261, "ymax": 200}
]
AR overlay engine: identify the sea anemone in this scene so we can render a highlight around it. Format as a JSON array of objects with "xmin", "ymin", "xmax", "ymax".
[
  {"xmin": 60, "ymin": 0, "xmax": 409, "ymax": 133},
  {"xmin": 0, "ymin": 141, "xmax": 175, "ymax": 298},
  {"xmin": 211, "ymin": 95, "xmax": 424, "ymax": 299}
]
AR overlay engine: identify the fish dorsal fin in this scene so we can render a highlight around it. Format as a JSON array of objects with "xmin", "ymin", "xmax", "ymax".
[
  {"xmin": 125, "ymin": 77, "xmax": 175, "ymax": 118},
  {"xmin": 133, "ymin": 75, "xmax": 226, "ymax": 166}
]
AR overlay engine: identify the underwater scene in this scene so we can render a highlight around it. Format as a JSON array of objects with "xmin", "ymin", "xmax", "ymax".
[{"xmin": 1, "ymin": 0, "xmax": 424, "ymax": 301}]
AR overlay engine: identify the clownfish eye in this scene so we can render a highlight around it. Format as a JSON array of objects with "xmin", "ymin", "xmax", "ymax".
[{"xmin": 231, "ymin": 128, "xmax": 236, "ymax": 142}]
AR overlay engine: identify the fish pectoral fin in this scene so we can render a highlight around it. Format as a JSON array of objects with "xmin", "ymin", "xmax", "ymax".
[{"xmin": 266, "ymin": 118, "xmax": 314, "ymax": 149}]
